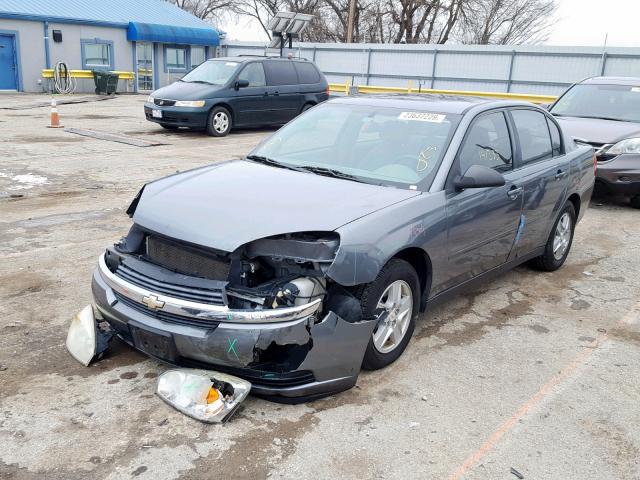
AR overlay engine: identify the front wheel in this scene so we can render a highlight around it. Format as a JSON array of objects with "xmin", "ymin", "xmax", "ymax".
[
  {"xmin": 355, "ymin": 259, "xmax": 420, "ymax": 370},
  {"xmin": 530, "ymin": 202, "xmax": 576, "ymax": 271},
  {"xmin": 206, "ymin": 106, "xmax": 232, "ymax": 137}
]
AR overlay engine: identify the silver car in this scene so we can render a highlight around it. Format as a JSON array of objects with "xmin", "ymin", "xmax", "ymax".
[{"xmin": 91, "ymin": 95, "xmax": 595, "ymax": 401}]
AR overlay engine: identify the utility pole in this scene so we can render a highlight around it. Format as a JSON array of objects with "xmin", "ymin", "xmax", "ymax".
[{"xmin": 346, "ymin": 0, "xmax": 357, "ymax": 43}]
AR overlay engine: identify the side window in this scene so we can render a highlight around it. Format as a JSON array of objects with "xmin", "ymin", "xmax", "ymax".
[
  {"xmin": 237, "ymin": 63, "xmax": 266, "ymax": 87},
  {"xmin": 458, "ymin": 112, "xmax": 513, "ymax": 174},
  {"xmin": 546, "ymin": 117, "xmax": 563, "ymax": 156},
  {"xmin": 263, "ymin": 61, "xmax": 298, "ymax": 86},
  {"xmin": 81, "ymin": 40, "xmax": 113, "ymax": 70},
  {"xmin": 293, "ymin": 62, "xmax": 321, "ymax": 84},
  {"xmin": 165, "ymin": 46, "xmax": 187, "ymax": 72},
  {"xmin": 190, "ymin": 46, "xmax": 206, "ymax": 67},
  {"xmin": 511, "ymin": 110, "xmax": 553, "ymax": 165}
]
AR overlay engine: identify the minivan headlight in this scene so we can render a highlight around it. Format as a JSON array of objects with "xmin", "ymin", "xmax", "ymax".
[
  {"xmin": 146, "ymin": 95, "xmax": 154, "ymax": 103},
  {"xmin": 606, "ymin": 137, "xmax": 640, "ymax": 155},
  {"xmin": 174, "ymin": 100, "xmax": 206, "ymax": 107}
]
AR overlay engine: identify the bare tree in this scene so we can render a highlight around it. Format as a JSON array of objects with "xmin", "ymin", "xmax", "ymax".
[
  {"xmin": 459, "ymin": 0, "xmax": 557, "ymax": 44},
  {"xmin": 170, "ymin": 0, "xmax": 238, "ymax": 21}
]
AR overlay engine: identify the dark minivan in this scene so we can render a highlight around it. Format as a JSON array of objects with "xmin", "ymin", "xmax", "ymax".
[{"xmin": 144, "ymin": 56, "xmax": 329, "ymax": 136}]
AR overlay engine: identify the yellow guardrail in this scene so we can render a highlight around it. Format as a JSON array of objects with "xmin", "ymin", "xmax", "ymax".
[
  {"xmin": 329, "ymin": 81, "xmax": 557, "ymax": 104},
  {"xmin": 42, "ymin": 69, "xmax": 136, "ymax": 80}
]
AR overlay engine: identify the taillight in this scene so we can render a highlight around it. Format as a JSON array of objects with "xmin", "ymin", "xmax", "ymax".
[
  {"xmin": 593, "ymin": 152, "xmax": 597, "ymax": 175},
  {"xmin": 326, "ymin": 85, "xmax": 330, "ymax": 97}
]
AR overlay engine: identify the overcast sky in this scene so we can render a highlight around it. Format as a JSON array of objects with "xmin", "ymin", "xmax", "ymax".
[{"xmin": 221, "ymin": 0, "xmax": 640, "ymax": 47}]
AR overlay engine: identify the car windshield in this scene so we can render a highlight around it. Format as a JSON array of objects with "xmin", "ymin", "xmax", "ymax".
[
  {"xmin": 250, "ymin": 103, "xmax": 461, "ymax": 189},
  {"xmin": 551, "ymin": 83, "xmax": 640, "ymax": 123},
  {"xmin": 181, "ymin": 60, "xmax": 240, "ymax": 86}
]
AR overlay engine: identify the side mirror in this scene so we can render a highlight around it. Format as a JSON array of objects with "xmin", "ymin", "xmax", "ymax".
[
  {"xmin": 454, "ymin": 165, "xmax": 506, "ymax": 190},
  {"xmin": 234, "ymin": 79, "xmax": 250, "ymax": 90}
]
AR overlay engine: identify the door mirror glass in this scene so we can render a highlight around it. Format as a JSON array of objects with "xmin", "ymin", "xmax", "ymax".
[
  {"xmin": 235, "ymin": 79, "xmax": 250, "ymax": 90},
  {"xmin": 454, "ymin": 165, "xmax": 506, "ymax": 190}
]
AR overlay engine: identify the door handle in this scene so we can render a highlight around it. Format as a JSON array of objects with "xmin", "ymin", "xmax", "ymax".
[
  {"xmin": 555, "ymin": 169, "xmax": 568, "ymax": 180},
  {"xmin": 507, "ymin": 186, "xmax": 523, "ymax": 200}
]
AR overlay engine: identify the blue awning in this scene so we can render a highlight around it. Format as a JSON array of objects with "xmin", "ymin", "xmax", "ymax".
[{"xmin": 127, "ymin": 22, "xmax": 220, "ymax": 46}]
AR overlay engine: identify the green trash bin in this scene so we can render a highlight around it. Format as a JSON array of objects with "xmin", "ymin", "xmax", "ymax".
[{"xmin": 92, "ymin": 70, "xmax": 119, "ymax": 95}]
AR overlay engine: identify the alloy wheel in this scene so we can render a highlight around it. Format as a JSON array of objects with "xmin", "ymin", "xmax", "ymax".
[
  {"xmin": 213, "ymin": 112, "xmax": 229, "ymax": 133},
  {"xmin": 372, "ymin": 280, "xmax": 413, "ymax": 354},
  {"xmin": 553, "ymin": 212, "xmax": 572, "ymax": 260}
]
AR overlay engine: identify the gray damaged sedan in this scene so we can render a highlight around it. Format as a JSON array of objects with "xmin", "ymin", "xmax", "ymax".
[{"xmin": 84, "ymin": 96, "xmax": 595, "ymax": 402}]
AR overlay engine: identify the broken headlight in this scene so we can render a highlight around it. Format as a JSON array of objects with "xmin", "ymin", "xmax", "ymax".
[{"xmin": 156, "ymin": 369, "xmax": 251, "ymax": 423}]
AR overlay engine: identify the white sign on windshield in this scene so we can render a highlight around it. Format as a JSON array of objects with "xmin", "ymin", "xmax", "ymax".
[{"xmin": 398, "ymin": 112, "xmax": 446, "ymax": 123}]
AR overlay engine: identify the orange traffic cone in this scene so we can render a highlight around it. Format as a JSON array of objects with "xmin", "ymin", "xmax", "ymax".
[{"xmin": 47, "ymin": 98, "xmax": 64, "ymax": 128}]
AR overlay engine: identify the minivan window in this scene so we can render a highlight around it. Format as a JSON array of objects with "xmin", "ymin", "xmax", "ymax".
[
  {"xmin": 181, "ymin": 60, "xmax": 240, "ymax": 86},
  {"xmin": 264, "ymin": 61, "xmax": 298, "ymax": 86},
  {"xmin": 511, "ymin": 110, "xmax": 553, "ymax": 165},
  {"xmin": 294, "ymin": 62, "xmax": 321, "ymax": 84},
  {"xmin": 237, "ymin": 62, "xmax": 266, "ymax": 87},
  {"xmin": 458, "ymin": 112, "xmax": 513, "ymax": 174}
]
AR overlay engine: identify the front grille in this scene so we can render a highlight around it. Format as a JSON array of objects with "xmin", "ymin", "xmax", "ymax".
[
  {"xmin": 115, "ymin": 260, "xmax": 227, "ymax": 305},
  {"xmin": 115, "ymin": 292, "xmax": 221, "ymax": 329},
  {"xmin": 154, "ymin": 98, "xmax": 175, "ymax": 106},
  {"xmin": 146, "ymin": 235, "xmax": 230, "ymax": 282}
]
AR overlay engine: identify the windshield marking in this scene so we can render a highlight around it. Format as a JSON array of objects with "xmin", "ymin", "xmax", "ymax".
[{"xmin": 398, "ymin": 112, "xmax": 446, "ymax": 123}]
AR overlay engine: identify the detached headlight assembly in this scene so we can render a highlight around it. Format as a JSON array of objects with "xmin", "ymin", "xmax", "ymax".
[
  {"xmin": 156, "ymin": 369, "xmax": 251, "ymax": 423},
  {"xmin": 606, "ymin": 137, "xmax": 640, "ymax": 155},
  {"xmin": 174, "ymin": 100, "xmax": 206, "ymax": 107}
]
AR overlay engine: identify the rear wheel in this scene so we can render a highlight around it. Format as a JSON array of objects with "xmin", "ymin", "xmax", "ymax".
[
  {"xmin": 530, "ymin": 202, "xmax": 576, "ymax": 271},
  {"xmin": 206, "ymin": 106, "xmax": 232, "ymax": 137},
  {"xmin": 630, "ymin": 195, "xmax": 640, "ymax": 209},
  {"xmin": 355, "ymin": 259, "xmax": 420, "ymax": 370},
  {"xmin": 301, "ymin": 103, "xmax": 315, "ymax": 114}
]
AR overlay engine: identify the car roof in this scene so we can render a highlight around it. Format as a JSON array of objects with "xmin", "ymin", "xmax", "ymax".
[
  {"xmin": 209, "ymin": 56, "xmax": 311, "ymax": 64},
  {"xmin": 580, "ymin": 76, "xmax": 640, "ymax": 86},
  {"xmin": 329, "ymin": 94, "xmax": 531, "ymax": 115}
]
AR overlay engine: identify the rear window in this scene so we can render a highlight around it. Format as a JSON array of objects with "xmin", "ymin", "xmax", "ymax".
[
  {"xmin": 294, "ymin": 62, "xmax": 321, "ymax": 84},
  {"xmin": 264, "ymin": 61, "xmax": 298, "ymax": 86}
]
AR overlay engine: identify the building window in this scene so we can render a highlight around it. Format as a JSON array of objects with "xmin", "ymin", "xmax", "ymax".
[
  {"xmin": 81, "ymin": 39, "xmax": 114, "ymax": 70},
  {"xmin": 191, "ymin": 46, "xmax": 206, "ymax": 67},
  {"xmin": 164, "ymin": 45, "xmax": 187, "ymax": 72}
]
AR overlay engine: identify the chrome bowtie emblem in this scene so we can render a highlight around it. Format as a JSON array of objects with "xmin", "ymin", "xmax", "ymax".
[{"xmin": 142, "ymin": 294, "xmax": 165, "ymax": 310}]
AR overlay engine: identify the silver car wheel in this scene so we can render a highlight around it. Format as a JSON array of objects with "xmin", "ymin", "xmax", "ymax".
[
  {"xmin": 553, "ymin": 212, "xmax": 572, "ymax": 260},
  {"xmin": 213, "ymin": 112, "xmax": 229, "ymax": 133},
  {"xmin": 372, "ymin": 280, "xmax": 413, "ymax": 354}
]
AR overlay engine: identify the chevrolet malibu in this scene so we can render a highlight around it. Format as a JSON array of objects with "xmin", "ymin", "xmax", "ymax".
[{"xmin": 91, "ymin": 96, "xmax": 595, "ymax": 401}]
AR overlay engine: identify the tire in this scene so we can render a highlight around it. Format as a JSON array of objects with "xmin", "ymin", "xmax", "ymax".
[
  {"xmin": 160, "ymin": 124, "xmax": 178, "ymax": 130},
  {"xmin": 301, "ymin": 103, "xmax": 315, "ymax": 114},
  {"xmin": 630, "ymin": 195, "xmax": 640, "ymax": 209},
  {"xmin": 355, "ymin": 259, "xmax": 420, "ymax": 370},
  {"xmin": 206, "ymin": 106, "xmax": 232, "ymax": 137},
  {"xmin": 530, "ymin": 202, "xmax": 576, "ymax": 271}
]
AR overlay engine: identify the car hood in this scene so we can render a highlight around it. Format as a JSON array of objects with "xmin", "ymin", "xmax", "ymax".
[
  {"xmin": 152, "ymin": 81, "xmax": 223, "ymax": 101},
  {"xmin": 133, "ymin": 160, "xmax": 421, "ymax": 252},
  {"xmin": 555, "ymin": 116, "xmax": 640, "ymax": 144}
]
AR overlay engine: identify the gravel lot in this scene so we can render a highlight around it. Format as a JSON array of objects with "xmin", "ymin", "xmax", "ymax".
[{"xmin": 1, "ymin": 93, "xmax": 639, "ymax": 480}]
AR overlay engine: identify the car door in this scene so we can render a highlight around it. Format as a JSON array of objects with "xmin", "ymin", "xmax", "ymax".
[
  {"xmin": 507, "ymin": 109, "xmax": 571, "ymax": 258},
  {"xmin": 263, "ymin": 60, "xmax": 303, "ymax": 123},
  {"xmin": 443, "ymin": 110, "xmax": 523, "ymax": 290},
  {"xmin": 229, "ymin": 62, "xmax": 269, "ymax": 126}
]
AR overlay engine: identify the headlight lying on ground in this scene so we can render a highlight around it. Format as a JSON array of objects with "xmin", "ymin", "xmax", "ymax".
[
  {"xmin": 66, "ymin": 305, "xmax": 113, "ymax": 366},
  {"xmin": 156, "ymin": 370, "xmax": 251, "ymax": 423},
  {"xmin": 607, "ymin": 137, "xmax": 640, "ymax": 155},
  {"xmin": 174, "ymin": 100, "xmax": 206, "ymax": 107}
]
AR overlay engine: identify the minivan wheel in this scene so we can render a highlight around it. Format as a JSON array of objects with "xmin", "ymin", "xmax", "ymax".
[
  {"xmin": 206, "ymin": 106, "xmax": 231, "ymax": 137},
  {"xmin": 355, "ymin": 259, "xmax": 420, "ymax": 370},
  {"xmin": 301, "ymin": 103, "xmax": 315, "ymax": 113},
  {"xmin": 530, "ymin": 202, "xmax": 576, "ymax": 272},
  {"xmin": 630, "ymin": 195, "xmax": 640, "ymax": 209}
]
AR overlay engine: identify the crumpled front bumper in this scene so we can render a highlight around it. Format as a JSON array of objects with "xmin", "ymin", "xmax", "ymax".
[{"xmin": 91, "ymin": 261, "xmax": 376, "ymax": 401}]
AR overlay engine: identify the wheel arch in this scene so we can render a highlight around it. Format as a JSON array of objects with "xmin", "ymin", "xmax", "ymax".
[
  {"xmin": 567, "ymin": 192, "xmax": 581, "ymax": 219},
  {"xmin": 392, "ymin": 247, "xmax": 432, "ymax": 312},
  {"xmin": 210, "ymin": 102, "xmax": 234, "ymax": 121}
]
